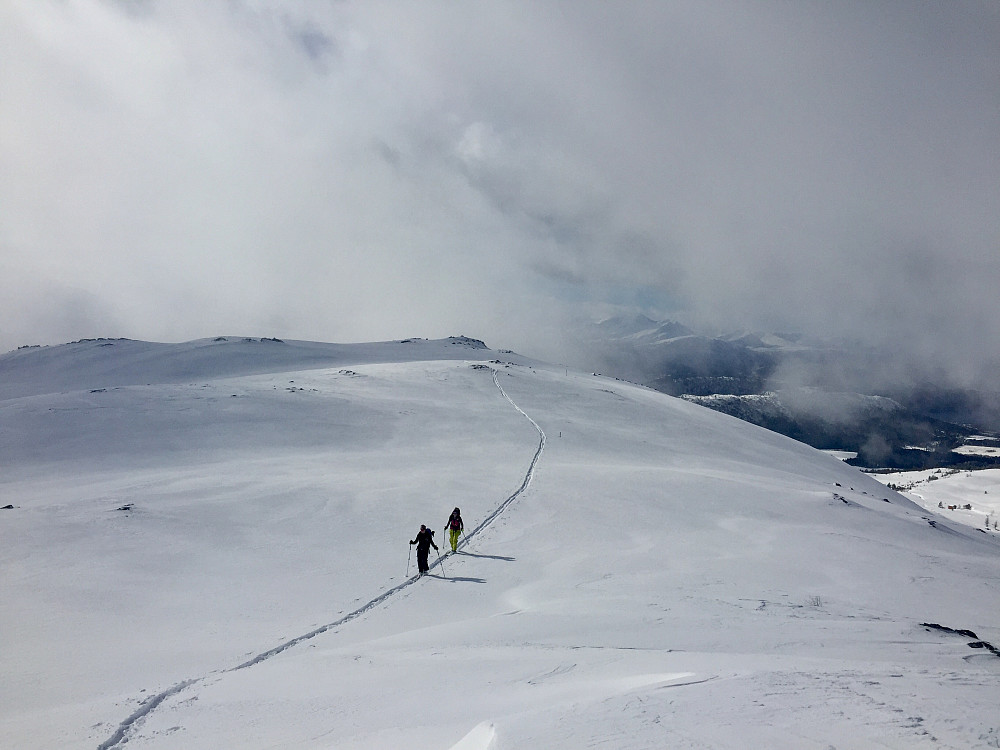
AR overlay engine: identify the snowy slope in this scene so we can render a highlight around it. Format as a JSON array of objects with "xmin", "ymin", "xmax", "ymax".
[
  {"xmin": 0, "ymin": 336, "xmax": 497, "ymax": 400},
  {"xmin": 2, "ymin": 338, "xmax": 999, "ymax": 750}
]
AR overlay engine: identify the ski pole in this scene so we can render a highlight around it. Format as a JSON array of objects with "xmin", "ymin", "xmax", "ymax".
[
  {"xmin": 406, "ymin": 544, "xmax": 412, "ymax": 577},
  {"xmin": 436, "ymin": 549, "xmax": 447, "ymax": 578}
]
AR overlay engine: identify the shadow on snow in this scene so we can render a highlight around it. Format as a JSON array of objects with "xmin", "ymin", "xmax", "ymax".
[
  {"xmin": 456, "ymin": 551, "xmax": 516, "ymax": 562},
  {"xmin": 427, "ymin": 574, "xmax": 487, "ymax": 584}
]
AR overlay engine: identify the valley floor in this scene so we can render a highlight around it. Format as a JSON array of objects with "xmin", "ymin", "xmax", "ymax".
[{"xmin": 871, "ymin": 468, "xmax": 1000, "ymax": 534}]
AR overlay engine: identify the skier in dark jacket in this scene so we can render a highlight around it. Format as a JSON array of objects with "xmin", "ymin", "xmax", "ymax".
[
  {"xmin": 445, "ymin": 507, "xmax": 464, "ymax": 553},
  {"xmin": 409, "ymin": 524, "xmax": 438, "ymax": 575}
]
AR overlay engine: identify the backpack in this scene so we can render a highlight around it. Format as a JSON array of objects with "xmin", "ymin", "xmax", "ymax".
[{"xmin": 449, "ymin": 513, "xmax": 462, "ymax": 530}]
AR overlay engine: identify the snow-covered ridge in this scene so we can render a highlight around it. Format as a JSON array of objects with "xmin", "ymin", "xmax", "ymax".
[
  {"xmin": 0, "ymin": 335, "xmax": 503, "ymax": 401},
  {"xmin": 2, "ymin": 338, "xmax": 999, "ymax": 749},
  {"xmin": 684, "ymin": 388, "xmax": 902, "ymax": 423}
]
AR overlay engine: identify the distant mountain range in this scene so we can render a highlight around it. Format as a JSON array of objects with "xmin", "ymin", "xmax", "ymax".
[{"xmin": 574, "ymin": 315, "xmax": 1000, "ymax": 471}]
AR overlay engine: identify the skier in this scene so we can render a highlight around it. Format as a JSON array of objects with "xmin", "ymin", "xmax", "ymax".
[
  {"xmin": 445, "ymin": 507, "xmax": 464, "ymax": 553},
  {"xmin": 409, "ymin": 524, "xmax": 438, "ymax": 575}
]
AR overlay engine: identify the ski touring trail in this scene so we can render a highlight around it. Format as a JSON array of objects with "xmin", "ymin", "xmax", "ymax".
[{"xmin": 95, "ymin": 365, "xmax": 545, "ymax": 750}]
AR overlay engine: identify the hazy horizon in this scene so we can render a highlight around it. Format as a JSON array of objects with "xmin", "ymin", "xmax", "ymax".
[{"xmin": 2, "ymin": 1, "xmax": 998, "ymax": 392}]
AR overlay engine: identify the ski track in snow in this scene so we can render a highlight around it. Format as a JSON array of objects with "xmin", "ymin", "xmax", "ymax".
[
  {"xmin": 95, "ymin": 681, "xmax": 198, "ymax": 750},
  {"xmin": 95, "ymin": 365, "xmax": 545, "ymax": 750}
]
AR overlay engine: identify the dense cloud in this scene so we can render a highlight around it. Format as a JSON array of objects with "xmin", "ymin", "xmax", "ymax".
[{"xmin": 2, "ymin": 1, "xmax": 998, "ymax": 390}]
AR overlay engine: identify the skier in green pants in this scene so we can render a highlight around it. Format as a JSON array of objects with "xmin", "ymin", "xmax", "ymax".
[{"xmin": 445, "ymin": 507, "xmax": 464, "ymax": 553}]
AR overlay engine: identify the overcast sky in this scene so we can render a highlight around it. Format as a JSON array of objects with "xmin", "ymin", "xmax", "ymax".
[{"xmin": 2, "ymin": 1, "xmax": 998, "ymax": 388}]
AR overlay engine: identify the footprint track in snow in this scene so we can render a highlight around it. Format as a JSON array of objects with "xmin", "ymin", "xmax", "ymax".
[{"xmin": 95, "ymin": 365, "xmax": 545, "ymax": 749}]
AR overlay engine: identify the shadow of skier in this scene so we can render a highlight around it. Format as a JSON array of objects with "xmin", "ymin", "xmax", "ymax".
[
  {"xmin": 457, "ymin": 551, "xmax": 516, "ymax": 561},
  {"xmin": 426, "ymin": 574, "xmax": 487, "ymax": 583}
]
